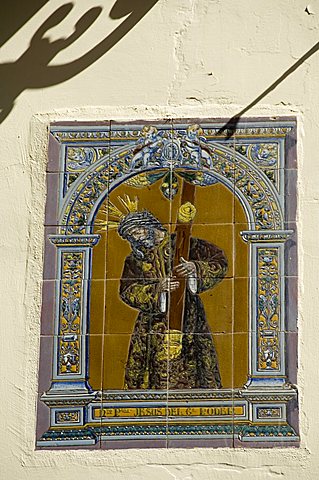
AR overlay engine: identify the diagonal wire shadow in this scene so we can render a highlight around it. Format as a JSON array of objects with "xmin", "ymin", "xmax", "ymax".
[
  {"xmin": 217, "ymin": 40, "xmax": 319, "ymax": 139},
  {"xmin": 0, "ymin": 0, "xmax": 159, "ymax": 124}
]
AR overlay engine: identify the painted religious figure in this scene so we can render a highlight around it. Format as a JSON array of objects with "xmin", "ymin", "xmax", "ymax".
[{"xmin": 106, "ymin": 196, "xmax": 228, "ymax": 390}]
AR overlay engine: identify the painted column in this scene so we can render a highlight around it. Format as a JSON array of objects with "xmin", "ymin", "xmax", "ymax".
[
  {"xmin": 241, "ymin": 230, "xmax": 293, "ymax": 388},
  {"xmin": 46, "ymin": 234, "xmax": 100, "ymax": 394}
]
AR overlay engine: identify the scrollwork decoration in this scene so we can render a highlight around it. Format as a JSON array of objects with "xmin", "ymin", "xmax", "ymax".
[
  {"xmin": 257, "ymin": 248, "xmax": 280, "ymax": 371},
  {"xmin": 59, "ymin": 125, "xmax": 283, "ymax": 234},
  {"xmin": 58, "ymin": 252, "xmax": 83, "ymax": 374}
]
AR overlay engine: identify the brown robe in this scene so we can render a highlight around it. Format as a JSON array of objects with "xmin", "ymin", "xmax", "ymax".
[{"xmin": 119, "ymin": 234, "xmax": 228, "ymax": 389}]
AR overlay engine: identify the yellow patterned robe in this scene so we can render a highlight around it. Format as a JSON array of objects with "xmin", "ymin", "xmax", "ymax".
[{"xmin": 120, "ymin": 234, "xmax": 228, "ymax": 389}]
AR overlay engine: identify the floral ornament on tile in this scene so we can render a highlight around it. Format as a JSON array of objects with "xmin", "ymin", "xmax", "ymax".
[
  {"xmin": 55, "ymin": 411, "xmax": 81, "ymax": 424},
  {"xmin": 59, "ymin": 125, "xmax": 283, "ymax": 233},
  {"xmin": 126, "ymin": 170, "xmax": 217, "ymax": 201},
  {"xmin": 160, "ymin": 171, "xmax": 179, "ymax": 199},
  {"xmin": 125, "ymin": 171, "xmax": 165, "ymax": 187},
  {"xmin": 155, "ymin": 330, "xmax": 183, "ymax": 361},
  {"xmin": 231, "ymin": 143, "xmax": 280, "ymax": 189},
  {"xmin": 248, "ymin": 143, "xmax": 278, "ymax": 168},
  {"xmin": 60, "ymin": 280, "xmax": 81, "ymax": 334},
  {"xmin": 66, "ymin": 147, "xmax": 97, "ymax": 172},
  {"xmin": 59, "ymin": 338, "xmax": 80, "ymax": 374},
  {"xmin": 177, "ymin": 202, "xmax": 197, "ymax": 223},
  {"xmin": 177, "ymin": 170, "xmax": 218, "ymax": 186},
  {"xmin": 257, "ymin": 248, "xmax": 280, "ymax": 371},
  {"xmin": 257, "ymin": 407, "xmax": 281, "ymax": 418},
  {"xmin": 63, "ymin": 147, "xmax": 110, "ymax": 193},
  {"xmin": 57, "ymin": 252, "xmax": 84, "ymax": 375}
]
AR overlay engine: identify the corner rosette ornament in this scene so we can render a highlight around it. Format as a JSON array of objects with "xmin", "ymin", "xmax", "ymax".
[{"xmin": 178, "ymin": 202, "xmax": 196, "ymax": 223}]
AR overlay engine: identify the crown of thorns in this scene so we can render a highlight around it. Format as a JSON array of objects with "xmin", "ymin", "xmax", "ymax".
[
  {"xmin": 95, "ymin": 194, "xmax": 165, "ymax": 238},
  {"xmin": 118, "ymin": 211, "xmax": 165, "ymax": 239}
]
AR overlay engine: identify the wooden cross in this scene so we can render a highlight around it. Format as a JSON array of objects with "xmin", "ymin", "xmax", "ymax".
[{"xmin": 169, "ymin": 180, "xmax": 196, "ymax": 331}]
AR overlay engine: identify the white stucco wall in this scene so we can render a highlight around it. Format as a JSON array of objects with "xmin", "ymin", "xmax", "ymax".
[{"xmin": 0, "ymin": 0, "xmax": 318, "ymax": 478}]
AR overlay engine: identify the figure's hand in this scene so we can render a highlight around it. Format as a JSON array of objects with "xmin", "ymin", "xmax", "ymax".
[
  {"xmin": 175, "ymin": 257, "xmax": 196, "ymax": 277},
  {"xmin": 160, "ymin": 277, "xmax": 180, "ymax": 292}
]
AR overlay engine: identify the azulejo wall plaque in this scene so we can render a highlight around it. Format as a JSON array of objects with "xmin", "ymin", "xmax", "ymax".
[{"xmin": 37, "ymin": 118, "xmax": 299, "ymax": 448}]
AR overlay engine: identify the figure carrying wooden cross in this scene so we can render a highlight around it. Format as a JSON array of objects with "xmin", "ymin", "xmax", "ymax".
[{"xmin": 100, "ymin": 191, "xmax": 228, "ymax": 389}]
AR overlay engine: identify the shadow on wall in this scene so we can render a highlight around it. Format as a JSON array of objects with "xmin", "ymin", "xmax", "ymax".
[
  {"xmin": 218, "ymin": 40, "xmax": 319, "ymax": 139},
  {"xmin": 2, "ymin": 1, "xmax": 318, "ymax": 130},
  {"xmin": 1, "ymin": 0, "xmax": 50, "ymax": 48},
  {"xmin": 0, "ymin": 0, "xmax": 159, "ymax": 123}
]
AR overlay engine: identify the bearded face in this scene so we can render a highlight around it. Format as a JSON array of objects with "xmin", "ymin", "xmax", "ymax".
[
  {"xmin": 125, "ymin": 226, "xmax": 167, "ymax": 259},
  {"xmin": 127, "ymin": 226, "xmax": 156, "ymax": 249},
  {"xmin": 117, "ymin": 211, "xmax": 167, "ymax": 258}
]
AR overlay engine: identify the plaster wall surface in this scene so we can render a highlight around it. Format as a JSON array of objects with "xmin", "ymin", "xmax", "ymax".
[{"xmin": 0, "ymin": 0, "xmax": 318, "ymax": 478}]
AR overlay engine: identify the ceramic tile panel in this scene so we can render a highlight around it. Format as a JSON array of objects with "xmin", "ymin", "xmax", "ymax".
[
  {"xmin": 100, "ymin": 333, "xmax": 168, "ymax": 449},
  {"xmin": 89, "ymin": 334, "xmax": 104, "ymax": 449},
  {"xmin": 41, "ymin": 279, "xmax": 106, "ymax": 336},
  {"xmin": 37, "ymin": 334, "xmax": 104, "ymax": 449},
  {"xmin": 40, "ymin": 281, "xmax": 58, "ymax": 336},
  {"xmin": 172, "ymin": 119, "xmax": 236, "ymax": 228},
  {"xmin": 36, "ymin": 336, "xmax": 54, "ymax": 448},
  {"xmin": 233, "ymin": 277, "xmax": 249, "ymax": 333},
  {"xmin": 110, "ymin": 118, "xmax": 174, "ymax": 224},
  {"xmin": 103, "ymin": 222, "xmax": 173, "ymax": 281},
  {"xmin": 104, "ymin": 280, "xmax": 131, "ymax": 334},
  {"xmin": 234, "ymin": 275, "xmax": 298, "ymax": 334},
  {"xmin": 38, "ymin": 335, "xmax": 104, "ymax": 389},
  {"xmin": 47, "ymin": 124, "xmax": 111, "ymax": 237},
  {"xmin": 44, "ymin": 173, "xmax": 63, "ymax": 226},
  {"xmin": 42, "ymin": 226, "xmax": 59, "ymax": 281},
  {"xmin": 103, "ymin": 278, "xmax": 180, "ymax": 335},
  {"xmin": 233, "ymin": 331, "xmax": 299, "ymax": 448},
  {"xmin": 38, "ymin": 336, "xmax": 55, "ymax": 394},
  {"xmin": 90, "ymin": 230, "xmax": 108, "ymax": 281},
  {"xmin": 235, "ymin": 223, "xmax": 298, "ymax": 277},
  {"xmin": 233, "ymin": 223, "xmax": 253, "ymax": 278},
  {"xmin": 190, "ymin": 277, "xmax": 234, "ymax": 334},
  {"xmin": 88, "ymin": 280, "xmax": 106, "ymax": 335},
  {"xmin": 169, "ymin": 180, "xmax": 235, "ymax": 225},
  {"xmin": 284, "ymin": 121, "xmax": 297, "ymax": 170},
  {"xmin": 166, "ymin": 332, "xmax": 231, "ymax": 388},
  {"xmin": 37, "ymin": 118, "xmax": 299, "ymax": 449},
  {"xmin": 284, "ymin": 223, "xmax": 298, "ymax": 277},
  {"xmin": 166, "ymin": 336, "xmax": 235, "ymax": 448},
  {"xmin": 284, "ymin": 276, "xmax": 298, "ymax": 332},
  {"xmin": 108, "ymin": 168, "xmax": 172, "ymax": 226},
  {"xmin": 47, "ymin": 122, "xmax": 111, "ymax": 173},
  {"xmin": 183, "ymin": 223, "xmax": 235, "ymax": 278},
  {"xmin": 284, "ymin": 169, "xmax": 298, "ymax": 223},
  {"xmin": 167, "ymin": 332, "xmax": 235, "ymax": 449},
  {"xmin": 166, "ymin": 276, "xmax": 233, "ymax": 335},
  {"xmin": 234, "ymin": 167, "xmax": 297, "ymax": 225}
]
